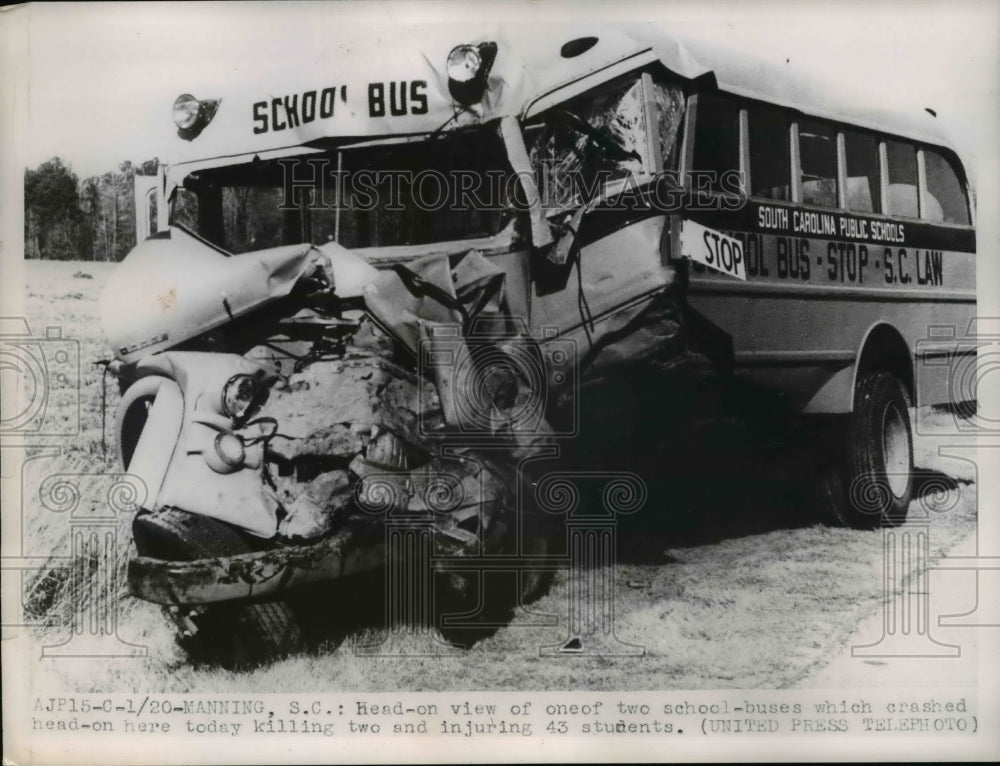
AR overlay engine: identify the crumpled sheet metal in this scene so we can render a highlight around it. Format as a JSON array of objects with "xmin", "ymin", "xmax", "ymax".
[
  {"xmin": 261, "ymin": 354, "xmax": 442, "ymax": 451},
  {"xmin": 363, "ymin": 251, "xmax": 557, "ymax": 456},
  {"xmin": 262, "ymin": 338, "xmax": 520, "ymax": 543},
  {"xmin": 576, "ymin": 284, "xmax": 717, "ymax": 391},
  {"xmin": 363, "ymin": 250, "xmax": 506, "ymax": 357},
  {"xmin": 141, "ymin": 250, "xmax": 557, "ymax": 602}
]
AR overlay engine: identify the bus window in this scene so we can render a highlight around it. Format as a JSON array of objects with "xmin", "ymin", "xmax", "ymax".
[
  {"xmin": 333, "ymin": 132, "xmax": 511, "ymax": 247},
  {"xmin": 222, "ymin": 187, "xmax": 288, "ymax": 253},
  {"xmin": 691, "ymin": 92, "xmax": 740, "ymax": 193},
  {"xmin": 885, "ymin": 139, "xmax": 919, "ymax": 218},
  {"xmin": 798, "ymin": 120, "xmax": 837, "ymax": 207},
  {"xmin": 171, "ymin": 187, "xmax": 199, "ymax": 232},
  {"xmin": 923, "ymin": 148, "xmax": 970, "ymax": 225},
  {"xmin": 748, "ymin": 105, "xmax": 790, "ymax": 200},
  {"xmin": 843, "ymin": 130, "xmax": 880, "ymax": 213}
]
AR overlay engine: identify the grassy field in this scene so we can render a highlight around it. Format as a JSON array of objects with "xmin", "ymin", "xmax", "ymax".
[{"xmin": 11, "ymin": 258, "xmax": 979, "ymax": 692}]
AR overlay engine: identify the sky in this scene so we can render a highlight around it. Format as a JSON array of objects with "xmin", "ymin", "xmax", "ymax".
[{"xmin": 6, "ymin": 0, "xmax": 999, "ymax": 183}]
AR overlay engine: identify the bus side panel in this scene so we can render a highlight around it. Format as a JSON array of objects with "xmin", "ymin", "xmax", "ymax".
[
  {"xmin": 687, "ymin": 274, "xmax": 975, "ymax": 413},
  {"xmin": 530, "ymin": 215, "xmax": 671, "ymax": 339},
  {"xmin": 681, "ymin": 202, "xmax": 976, "ymax": 413}
]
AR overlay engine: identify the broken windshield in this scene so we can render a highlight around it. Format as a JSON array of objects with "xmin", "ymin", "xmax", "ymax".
[
  {"xmin": 526, "ymin": 72, "xmax": 685, "ymax": 210},
  {"xmin": 171, "ymin": 127, "xmax": 519, "ymax": 254}
]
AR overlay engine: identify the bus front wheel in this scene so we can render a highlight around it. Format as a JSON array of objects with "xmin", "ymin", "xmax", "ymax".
[
  {"xmin": 133, "ymin": 508, "xmax": 305, "ymax": 669},
  {"xmin": 816, "ymin": 372, "xmax": 913, "ymax": 528}
]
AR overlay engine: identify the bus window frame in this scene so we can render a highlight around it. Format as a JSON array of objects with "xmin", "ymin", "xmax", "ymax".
[
  {"xmin": 789, "ymin": 121, "xmax": 803, "ymax": 204},
  {"xmin": 916, "ymin": 146, "xmax": 930, "ymax": 220},
  {"xmin": 835, "ymin": 131, "xmax": 848, "ymax": 210},
  {"xmin": 640, "ymin": 72, "xmax": 663, "ymax": 173},
  {"xmin": 738, "ymin": 107, "xmax": 751, "ymax": 196},
  {"xmin": 877, "ymin": 139, "xmax": 891, "ymax": 215}
]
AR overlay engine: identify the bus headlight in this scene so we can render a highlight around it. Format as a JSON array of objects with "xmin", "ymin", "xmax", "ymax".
[
  {"xmin": 221, "ymin": 374, "xmax": 262, "ymax": 423},
  {"xmin": 447, "ymin": 46, "xmax": 482, "ymax": 83},
  {"xmin": 172, "ymin": 93, "xmax": 220, "ymax": 139},
  {"xmin": 446, "ymin": 42, "xmax": 497, "ymax": 106},
  {"xmin": 173, "ymin": 94, "xmax": 201, "ymax": 129}
]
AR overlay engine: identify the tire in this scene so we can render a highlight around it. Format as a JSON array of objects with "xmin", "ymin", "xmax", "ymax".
[
  {"xmin": 133, "ymin": 508, "xmax": 304, "ymax": 669},
  {"xmin": 816, "ymin": 372, "xmax": 914, "ymax": 528},
  {"xmin": 517, "ymin": 530, "xmax": 555, "ymax": 605},
  {"xmin": 435, "ymin": 461, "xmax": 554, "ymax": 648}
]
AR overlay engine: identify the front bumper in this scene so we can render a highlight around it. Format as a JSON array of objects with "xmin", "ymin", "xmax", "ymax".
[
  {"xmin": 128, "ymin": 529, "xmax": 383, "ymax": 606},
  {"xmin": 127, "ymin": 525, "xmax": 481, "ymax": 606}
]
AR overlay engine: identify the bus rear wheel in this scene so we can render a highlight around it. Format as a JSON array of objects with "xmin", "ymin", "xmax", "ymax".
[{"xmin": 816, "ymin": 372, "xmax": 914, "ymax": 528}]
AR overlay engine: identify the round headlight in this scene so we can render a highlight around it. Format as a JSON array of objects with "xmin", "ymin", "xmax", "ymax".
[
  {"xmin": 221, "ymin": 374, "xmax": 260, "ymax": 421},
  {"xmin": 173, "ymin": 94, "xmax": 201, "ymax": 130},
  {"xmin": 447, "ymin": 45, "xmax": 481, "ymax": 83}
]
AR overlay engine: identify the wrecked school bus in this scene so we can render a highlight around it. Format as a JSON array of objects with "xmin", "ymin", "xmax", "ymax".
[{"xmin": 101, "ymin": 25, "xmax": 976, "ymax": 665}]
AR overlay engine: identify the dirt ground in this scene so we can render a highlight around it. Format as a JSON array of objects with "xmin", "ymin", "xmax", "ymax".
[{"xmin": 8, "ymin": 259, "xmax": 980, "ymax": 692}]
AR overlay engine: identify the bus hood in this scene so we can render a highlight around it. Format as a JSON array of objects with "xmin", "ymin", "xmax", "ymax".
[{"xmin": 101, "ymin": 228, "xmax": 376, "ymax": 363}]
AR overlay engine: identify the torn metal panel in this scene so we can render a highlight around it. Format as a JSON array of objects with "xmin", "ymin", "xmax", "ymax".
[{"xmin": 102, "ymin": 230, "xmax": 312, "ymax": 363}]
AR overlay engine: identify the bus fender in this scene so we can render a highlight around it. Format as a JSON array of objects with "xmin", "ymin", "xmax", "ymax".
[
  {"xmin": 801, "ymin": 365, "xmax": 855, "ymax": 414},
  {"xmin": 851, "ymin": 321, "xmax": 915, "ymax": 408},
  {"xmin": 801, "ymin": 322, "xmax": 914, "ymax": 414},
  {"xmin": 116, "ymin": 376, "xmax": 184, "ymax": 508}
]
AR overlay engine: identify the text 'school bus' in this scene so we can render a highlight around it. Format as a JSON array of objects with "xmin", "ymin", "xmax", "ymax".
[{"xmin": 120, "ymin": 25, "xmax": 975, "ymax": 529}]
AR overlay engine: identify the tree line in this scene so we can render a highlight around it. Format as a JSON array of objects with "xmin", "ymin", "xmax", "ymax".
[{"xmin": 24, "ymin": 156, "xmax": 159, "ymax": 262}]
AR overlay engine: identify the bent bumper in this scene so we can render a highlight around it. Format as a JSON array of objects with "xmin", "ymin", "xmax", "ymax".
[
  {"xmin": 127, "ymin": 527, "xmax": 478, "ymax": 606},
  {"xmin": 128, "ymin": 530, "xmax": 386, "ymax": 605}
]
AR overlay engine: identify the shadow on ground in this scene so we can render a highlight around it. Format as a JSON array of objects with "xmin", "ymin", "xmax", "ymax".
[{"xmin": 275, "ymin": 381, "xmax": 971, "ymax": 655}]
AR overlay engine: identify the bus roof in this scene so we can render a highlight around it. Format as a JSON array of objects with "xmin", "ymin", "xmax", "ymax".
[
  {"xmin": 646, "ymin": 32, "xmax": 955, "ymax": 150},
  {"xmin": 166, "ymin": 23, "xmax": 960, "ymax": 176}
]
